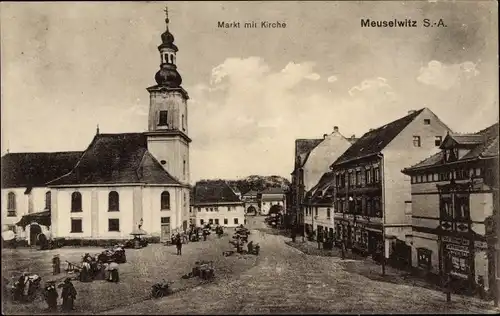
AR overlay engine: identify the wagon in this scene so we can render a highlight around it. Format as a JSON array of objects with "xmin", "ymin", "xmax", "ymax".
[
  {"xmin": 8, "ymin": 273, "xmax": 42, "ymax": 302},
  {"xmin": 97, "ymin": 247, "xmax": 126, "ymax": 264}
]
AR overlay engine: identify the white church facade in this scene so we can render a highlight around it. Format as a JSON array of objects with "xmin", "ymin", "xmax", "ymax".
[{"xmin": 1, "ymin": 11, "xmax": 191, "ymax": 245}]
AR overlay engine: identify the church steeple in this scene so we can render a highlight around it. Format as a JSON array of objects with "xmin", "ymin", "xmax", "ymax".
[{"xmin": 155, "ymin": 6, "xmax": 182, "ymax": 88}]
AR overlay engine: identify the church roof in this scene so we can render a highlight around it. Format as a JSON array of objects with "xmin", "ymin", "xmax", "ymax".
[
  {"xmin": 192, "ymin": 180, "xmax": 242, "ymax": 204},
  {"xmin": 48, "ymin": 133, "xmax": 180, "ymax": 186},
  {"xmin": 1, "ymin": 151, "xmax": 83, "ymax": 189},
  {"xmin": 332, "ymin": 109, "xmax": 425, "ymax": 167}
]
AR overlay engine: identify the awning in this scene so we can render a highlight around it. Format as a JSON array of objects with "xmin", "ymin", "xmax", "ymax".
[{"xmin": 16, "ymin": 210, "xmax": 51, "ymax": 228}]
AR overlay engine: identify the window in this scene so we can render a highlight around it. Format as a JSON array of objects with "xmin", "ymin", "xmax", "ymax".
[
  {"xmin": 355, "ymin": 170, "xmax": 361, "ymax": 186},
  {"xmin": 426, "ymin": 174, "xmax": 432, "ymax": 182},
  {"xmin": 315, "ymin": 207, "xmax": 318, "ymax": 216},
  {"xmin": 234, "ymin": 218, "xmax": 239, "ymax": 225},
  {"xmin": 108, "ymin": 219, "xmax": 120, "ymax": 232},
  {"xmin": 161, "ymin": 191, "xmax": 170, "ymax": 210},
  {"xmin": 71, "ymin": 218, "xmax": 83, "ymax": 233},
  {"xmin": 366, "ymin": 198, "xmax": 372, "ymax": 216},
  {"xmin": 161, "ymin": 217, "xmax": 170, "ymax": 224},
  {"xmin": 374, "ymin": 167, "xmax": 380, "ymax": 183},
  {"xmin": 433, "ymin": 173, "xmax": 438, "ymax": 181},
  {"xmin": 424, "ymin": 119, "xmax": 431, "ymax": 125},
  {"xmin": 340, "ymin": 173, "xmax": 346, "ymax": 188},
  {"xmin": 45, "ymin": 191, "xmax": 51, "ymax": 211},
  {"xmin": 373, "ymin": 199, "xmax": 381, "ymax": 217},
  {"xmin": 355, "ymin": 199, "xmax": 361, "ymax": 214},
  {"xmin": 215, "ymin": 219, "xmax": 219, "ymax": 225},
  {"xmin": 197, "ymin": 207, "xmax": 201, "ymax": 212},
  {"xmin": 440, "ymin": 195, "xmax": 453, "ymax": 219},
  {"xmin": 435, "ymin": 136, "xmax": 442, "ymax": 147},
  {"xmin": 182, "ymin": 114, "xmax": 185, "ymax": 131},
  {"xmin": 108, "ymin": 191, "xmax": 119, "ymax": 212},
  {"xmin": 200, "ymin": 219, "xmax": 205, "ymax": 225},
  {"xmin": 411, "ymin": 176, "xmax": 415, "ymax": 184},
  {"xmin": 365, "ymin": 168, "xmax": 372, "ymax": 184},
  {"xmin": 326, "ymin": 208, "xmax": 331, "ymax": 218},
  {"xmin": 209, "ymin": 219, "xmax": 214, "ymax": 225},
  {"xmin": 158, "ymin": 111, "xmax": 168, "ymax": 126},
  {"xmin": 417, "ymin": 248, "xmax": 431, "ymax": 270},
  {"xmin": 71, "ymin": 192, "xmax": 82, "ymax": 212},
  {"xmin": 413, "ymin": 136, "xmax": 421, "ymax": 147},
  {"xmin": 224, "ymin": 218, "xmax": 228, "ymax": 225},
  {"xmin": 7, "ymin": 192, "xmax": 16, "ymax": 216},
  {"xmin": 7, "ymin": 225, "xmax": 16, "ymax": 233},
  {"xmin": 183, "ymin": 160, "xmax": 186, "ymax": 176},
  {"xmin": 454, "ymin": 195, "xmax": 470, "ymax": 220}
]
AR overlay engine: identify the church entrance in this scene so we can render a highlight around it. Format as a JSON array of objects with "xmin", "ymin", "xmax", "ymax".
[
  {"xmin": 246, "ymin": 206, "xmax": 257, "ymax": 216},
  {"xmin": 29, "ymin": 224, "xmax": 42, "ymax": 247},
  {"xmin": 161, "ymin": 217, "xmax": 171, "ymax": 241}
]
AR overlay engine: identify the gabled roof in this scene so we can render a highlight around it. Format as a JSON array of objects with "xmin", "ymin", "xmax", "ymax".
[
  {"xmin": 48, "ymin": 133, "xmax": 180, "ymax": 186},
  {"xmin": 332, "ymin": 109, "xmax": 425, "ymax": 167},
  {"xmin": 192, "ymin": 180, "xmax": 242, "ymax": 204},
  {"xmin": 243, "ymin": 190, "xmax": 258, "ymax": 196},
  {"xmin": 304, "ymin": 172, "xmax": 336, "ymax": 204},
  {"xmin": 293, "ymin": 139, "xmax": 323, "ymax": 172},
  {"xmin": 260, "ymin": 187, "xmax": 285, "ymax": 195},
  {"xmin": 403, "ymin": 122, "xmax": 499, "ymax": 172},
  {"xmin": 1, "ymin": 151, "xmax": 83, "ymax": 189}
]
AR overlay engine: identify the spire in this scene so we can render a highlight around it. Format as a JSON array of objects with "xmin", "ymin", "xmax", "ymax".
[{"xmin": 164, "ymin": 5, "xmax": 169, "ymax": 31}]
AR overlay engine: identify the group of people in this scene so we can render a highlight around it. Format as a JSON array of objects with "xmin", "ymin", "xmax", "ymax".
[
  {"xmin": 80, "ymin": 253, "xmax": 120, "ymax": 283},
  {"xmin": 43, "ymin": 278, "xmax": 77, "ymax": 311},
  {"xmin": 11, "ymin": 273, "xmax": 41, "ymax": 303}
]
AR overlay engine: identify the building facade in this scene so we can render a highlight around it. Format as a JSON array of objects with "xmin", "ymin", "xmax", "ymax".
[
  {"xmin": 259, "ymin": 187, "xmax": 286, "ymax": 216},
  {"xmin": 402, "ymin": 123, "xmax": 499, "ymax": 296},
  {"xmin": 303, "ymin": 172, "xmax": 336, "ymax": 240},
  {"xmin": 190, "ymin": 180, "xmax": 245, "ymax": 228},
  {"xmin": 1, "ymin": 10, "xmax": 191, "ymax": 244},
  {"xmin": 242, "ymin": 190, "xmax": 260, "ymax": 215},
  {"xmin": 330, "ymin": 108, "xmax": 452, "ymax": 262}
]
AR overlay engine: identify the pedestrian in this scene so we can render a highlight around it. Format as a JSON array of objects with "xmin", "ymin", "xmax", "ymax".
[
  {"xmin": 14, "ymin": 273, "xmax": 26, "ymax": 301},
  {"xmin": 203, "ymin": 229, "xmax": 207, "ymax": 241},
  {"xmin": 247, "ymin": 240, "xmax": 254, "ymax": 254},
  {"xmin": 43, "ymin": 281, "xmax": 58, "ymax": 311},
  {"xmin": 176, "ymin": 234, "xmax": 183, "ymax": 255},
  {"xmin": 60, "ymin": 278, "xmax": 77, "ymax": 311},
  {"xmin": 52, "ymin": 254, "xmax": 61, "ymax": 275}
]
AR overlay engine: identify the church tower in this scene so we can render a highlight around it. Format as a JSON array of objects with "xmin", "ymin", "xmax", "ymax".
[{"xmin": 146, "ymin": 7, "xmax": 190, "ymax": 185}]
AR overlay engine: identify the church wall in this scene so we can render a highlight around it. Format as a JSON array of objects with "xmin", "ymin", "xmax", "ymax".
[
  {"xmin": 53, "ymin": 188, "xmax": 93, "ymax": 238},
  {"xmin": 147, "ymin": 135, "xmax": 189, "ymax": 183},
  {"xmin": 142, "ymin": 186, "xmax": 186, "ymax": 237},
  {"xmin": 2, "ymin": 188, "xmax": 29, "ymax": 234},
  {"xmin": 96, "ymin": 187, "xmax": 135, "ymax": 239},
  {"xmin": 30, "ymin": 187, "xmax": 50, "ymax": 213}
]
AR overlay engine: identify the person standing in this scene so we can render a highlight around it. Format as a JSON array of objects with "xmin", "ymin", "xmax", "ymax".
[
  {"xmin": 44, "ymin": 281, "xmax": 58, "ymax": 311},
  {"xmin": 61, "ymin": 278, "xmax": 77, "ymax": 311},
  {"xmin": 14, "ymin": 273, "xmax": 26, "ymax": 301},
  {"xmin": 52, "ymin": 255, "xmax": 61, "ymax": 275},
  {"xmin": 176, "ymin": 234, "xmax": 183, "ymax": 255}
]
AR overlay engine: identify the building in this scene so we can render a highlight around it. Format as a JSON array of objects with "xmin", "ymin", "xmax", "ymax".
[
  {"xmin": 402, "ymin": 122, "xmax": 499, "ymax": 296},
  {"xmin": 330, "ymin": 108, "xmax": 452, "ymax": 262},
  {"xmin": 290, "ymin": 127, "xmax": 356, "ymax": 230},
  {"xmin": 242, "ymin": 190, "xmax": 260, "ymax": 215},
  {"xmin": 1, "ymin": 10, "xmax": 191, "ymax": 244},
  {"xmin": 190, "ymin": 180, "xmax": 245, "ymax": 227},
  {"xmin": 303, "ymin": 172, "xmax": 336, "ymax": 240},
  {"xmin": 259, "ymin": 187, "xmax": 286, "ymax": 216}
]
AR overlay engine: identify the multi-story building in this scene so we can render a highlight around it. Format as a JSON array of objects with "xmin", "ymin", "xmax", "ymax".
[
  {"xmin": 402, "ymin": 122, "xmax": 498, "ymax": 296},
  {"xmin": 303, "ymin": 172, "xmax": 336, "ymax": 240},
  {"xmin": 289, "ymin": 127, "xmax": 355, "ymax": 230},
  {"xmin": 190, "ymin": 180, "xmax": 245, "ymax": 228},
  {"xmin": 1, "ymin": 10, "xmax": 191, "ymax": 244},
  {"xmin": 330, "ymin": 108, "xmax": 452, "ymax": 262},
  {"xmin": 259, "ymin": 187, "xmax": 286, "ymax": 216}
]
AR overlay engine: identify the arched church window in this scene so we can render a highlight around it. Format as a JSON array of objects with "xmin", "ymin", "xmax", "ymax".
[
  {"xmin": 183, "ymin": 160, "xmax": 186, "ymax": 176},
  {"xmin": 45, "ymin": 191, "xmax": 51, "ymax": 211},
  {"xmin": 182, "ymin": 114, "xmax": 185, "ymax": 131},
  {"xmin": 71, "ymin": 192, "xmax": 82, "ymax": 212},
  {"xmin": 161, "ymin": 191, "xmax": 170, "ymax": 210},
  {"xmin": 108, "ymin": 191, "xmax": 119, "ymax": 212},
  {"xmin": 7, "ymin": 192, "xmax": 16, "ymax": 216}
]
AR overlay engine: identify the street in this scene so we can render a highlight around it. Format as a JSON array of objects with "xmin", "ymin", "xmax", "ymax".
[{"xmin": 103, "ymin": 217, "xmax": 499, "ymax": 314}]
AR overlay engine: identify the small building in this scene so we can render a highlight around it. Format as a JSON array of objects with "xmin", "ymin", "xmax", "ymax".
[
  {"xmin": 303, "ymin": 172, "xmax": 336, "ymax": 240},
  {"xmin": 330, "ymin": 108, "xmax": 452, "ymax": 262},
  {"xmin": 259, "ymin": 187, "xmax": 286, "ymax": 216},
  {"xmin": 190, "ymin": 180, "xmax": 245, "ymax": 227},
  {"xmin": 402, "ymin": 122, "xmax": 498, "ymax": 295},
  {"xmin": 242, "ymin": 190, "xmax": 260, "ymax": 215}
]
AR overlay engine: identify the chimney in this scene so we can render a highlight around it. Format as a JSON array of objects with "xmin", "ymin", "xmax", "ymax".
[
  {"xmin": 96, "ymin": 124, "xmax": 100, "ymax": 135},
  {"xmin": 369, "ymin": 128, "xmax": 374, "ymax": 132},
  {"xmin": 323, "ymin": 134, "xmax": 328, "ymax": 139},
  {"xmin": 408, "ymin": 110, "xmax": 416, "ymax": 115},
  {"xmin": 350, "ymin": 134, "xmax": 356, "ymax": 140},
  {"xmin": 333, "ymin": 126, "xmax": 339, "ymax": 133}
]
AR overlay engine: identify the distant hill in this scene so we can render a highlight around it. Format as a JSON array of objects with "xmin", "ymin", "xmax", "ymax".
[{"xmin": 227, "ymin": 175, "xmax": 290, "ymax": 195}]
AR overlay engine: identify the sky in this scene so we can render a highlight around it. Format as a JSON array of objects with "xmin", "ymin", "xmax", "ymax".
[{"xmin": 1, "ymin": 1, "xmax": 498, "ymax": 183}]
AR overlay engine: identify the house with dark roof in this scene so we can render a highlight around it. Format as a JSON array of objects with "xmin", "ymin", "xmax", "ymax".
[
  {"xmin": 289, "ymin": 126, "xmax": 356, "ymax": 230},
  {"xmin": 326, "ymin": 108, "xmax": 452, "ymax": 263},
  {"xmin": 190, "ymin": 180, "xmax": 245, "ymax": 227},
  {"xmin": 1, "ymin": 11, "xmax": 192, "ymax": 244},
  {"xmin": 402, "ymin": 122, "xmax": 499, "ymax": 294}
]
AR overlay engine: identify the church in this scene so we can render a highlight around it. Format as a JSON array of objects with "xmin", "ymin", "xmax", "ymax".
[{"xmin": 1, "ymin": 10, "xmax": 191, "ymax": 245}]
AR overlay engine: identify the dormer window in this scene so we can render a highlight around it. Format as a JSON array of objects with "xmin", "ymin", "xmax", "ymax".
[{"xmin": 424, "ymin": 119, "xmax": 431, "ymax": 125}]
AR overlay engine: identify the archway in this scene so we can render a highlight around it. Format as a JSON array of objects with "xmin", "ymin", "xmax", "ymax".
[
  {"xmin": 246, "ymin": 206, "xmax": 257, "ymax": 216},
  {"xmin": 29, "ymin": 224, "xmax": 42, "ymax": 246}
]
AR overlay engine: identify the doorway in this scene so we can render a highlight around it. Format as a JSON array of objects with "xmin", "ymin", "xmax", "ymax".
[
  {"xmin": 30, "ymin": 224, "xmax": 42, "ymax": 246},
  {"xmin": 161, "ymin": 217, "xmax": 171, "ymax": 241}
]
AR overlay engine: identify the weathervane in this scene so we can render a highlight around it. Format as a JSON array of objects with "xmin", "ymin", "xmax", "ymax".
[{"xmin": 164, "ymin": 5, "xmax": 169, "ymax": 29}]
